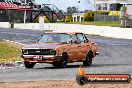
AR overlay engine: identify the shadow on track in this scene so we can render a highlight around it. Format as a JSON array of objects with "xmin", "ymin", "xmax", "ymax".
[{"xmin": 32, "ymin": 63, "xmax": 129, "ymax": 69}]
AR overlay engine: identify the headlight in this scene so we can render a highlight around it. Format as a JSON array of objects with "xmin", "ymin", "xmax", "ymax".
[
  {"xmin": 50, "ymin": 50, "xmax": 56, "ymax": 55},
  {"xmin": 22, "ymin": 49, "xmax": 28, "ymax": 54}
]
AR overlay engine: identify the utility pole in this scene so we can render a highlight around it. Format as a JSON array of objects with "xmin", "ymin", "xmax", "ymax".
[
  {"xmin": 77, "ymin": 1, "xmax": 80, "ymax": 22},
  {"xmin": 77, "ymin": 1, "xmax": 80, "ymax": 12},
  {"xmin": 24, "ymin": 0, "xmax": 26, "ymax": 24},
  {"xmin": 86, "ymin": 0, "xmax": 96, "ymax": 10}
]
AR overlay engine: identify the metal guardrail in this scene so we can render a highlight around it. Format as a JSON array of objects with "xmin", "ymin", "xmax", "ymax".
[{"xmin": 94, "ymin": 14, "xmax": 120, "ymax": 22}]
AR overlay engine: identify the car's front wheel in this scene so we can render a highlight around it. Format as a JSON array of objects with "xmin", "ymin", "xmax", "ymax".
[
  {"xmin": 59, "ymin": 54, "xmax": 68, "ymax": 68},
  {"xmin": 52, "ymin": 61, "xmax": 59, "ymax": 67},
  {"xmin": 24, "ymin": 61, "xmax": 36, "ymax": 69},
  {"xmin": 83, "ymin": 51, "xmax": 93, "ymax": 66}
]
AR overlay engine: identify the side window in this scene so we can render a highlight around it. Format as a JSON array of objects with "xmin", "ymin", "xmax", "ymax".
[
  {"xmin": 71, "ymin": 34, "xmax": 78, "ymax": 44},
  {"xmin": 60, "ymin": 34, "xmax": 70, "ymax": 43},
  {"xmin": 83, "ymin": 35, "xmax": 89, "ymax": 43},
  {"xmin": 76, "ymin": 34, "xmax": 84, "ymax": 43}
]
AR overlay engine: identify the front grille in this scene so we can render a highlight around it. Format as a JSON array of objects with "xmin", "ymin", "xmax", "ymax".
[{"xmin": 22, "ymin": 49, "xmax": 56, "ymax": 55}]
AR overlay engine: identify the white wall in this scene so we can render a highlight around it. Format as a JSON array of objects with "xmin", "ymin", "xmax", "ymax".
[
  {"xmin": 0, "ymin": 22, "xmax": 10, "ymax": 28},
  {"xmin": 1, "ymin": 22, "xmax": 132, "ymax": 39},
  {"xmin": 14, "ymin": 23, "xmax": 39, "ymax": 30},
  {"xmin": 13, "ymin": 23, "xmax": 132, "ymax": 39}
]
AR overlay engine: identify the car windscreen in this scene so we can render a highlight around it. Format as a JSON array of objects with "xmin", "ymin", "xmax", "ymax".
[{"xmin": 38, "ymin": 33, "xmax": 70, "ymax": 43}]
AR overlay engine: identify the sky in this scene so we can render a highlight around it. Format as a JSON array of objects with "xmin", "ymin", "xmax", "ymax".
[{"xmin": 36, "ymin": 0, "xmax": 94, "ymax": 12}]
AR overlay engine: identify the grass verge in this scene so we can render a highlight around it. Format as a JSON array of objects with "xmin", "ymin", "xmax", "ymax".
[
  {"xmin": 0, "ymin": 40, "xmax": 23, "ymax": 63},
  {"xmin": 65, "ymin": 21, "xmax": 120, "ymax": 27}
]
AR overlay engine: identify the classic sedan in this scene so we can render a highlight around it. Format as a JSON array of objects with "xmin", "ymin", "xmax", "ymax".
[{"xmin": 22, "ymin": 32, "xmax": 98, "ymax": 68}]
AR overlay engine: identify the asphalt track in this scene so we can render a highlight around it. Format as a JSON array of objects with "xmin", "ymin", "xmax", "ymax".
[{"xmin": 0, "ymin": 28, "xmax": 132, "ymax": 82}]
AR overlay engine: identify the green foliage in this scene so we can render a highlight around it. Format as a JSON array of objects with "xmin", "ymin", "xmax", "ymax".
[
  {"xmin": 64, "ymin": 16, "xmax": 73, "ymax": 22},
  {"xmin": 108, "ymin": 11, "xmax": 120, "ymax": 16},
  {"xmin": 44, "ymin": 16, "xmax": 50, "ymax": 23},
  {"xmin": 36, "ymin": 16, "xmax": 50, "ymax": 23},
  {"xmin": 83, "ymin": 11, "xmax": 109, "ymax": 21},
  {"xmin": 120, "ymin": 6, "xmax": 127, "ymax": 11},
  {"xmin": 67, "ymin": 6, "xmax": 78, "ymax": 15},
  {"xmin": 0, "ymin": 41, "xmax": 22, "ymax": 62},
  {"xmin": 65, "ymin": 21, "xmax": 120, "ymax": 27},
  {"xmin": 83, "ymin": 12, "xmax": 93, "ymax": 21}
]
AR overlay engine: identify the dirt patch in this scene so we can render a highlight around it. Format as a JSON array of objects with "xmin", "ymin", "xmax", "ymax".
[{"xmin": 0, "ymin": 80, "xmax": 131, "ymax": 88}]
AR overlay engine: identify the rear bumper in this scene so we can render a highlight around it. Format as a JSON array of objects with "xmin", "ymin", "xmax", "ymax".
[{"xmin": 22, "ymin": 55, "xmax": 61, "ymax": 63}]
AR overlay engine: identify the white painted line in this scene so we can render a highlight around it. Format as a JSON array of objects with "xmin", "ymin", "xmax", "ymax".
[{"xmin": 1, "ymin": 39, "xmax": 26, "ymax": 46}]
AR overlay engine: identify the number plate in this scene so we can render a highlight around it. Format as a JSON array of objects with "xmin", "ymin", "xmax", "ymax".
[{"xmin": 33, "ymin": 56, "xmax": 43, "ymax": 60}]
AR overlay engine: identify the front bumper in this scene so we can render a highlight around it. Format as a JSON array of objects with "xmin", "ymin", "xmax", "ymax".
[
  {"xmin": 96, "ymin": 52, "xmax": 99, "ymax": 55},
  {"xmin": 22, "ymin": 55, "xmax": 61, "ymax": 63}
]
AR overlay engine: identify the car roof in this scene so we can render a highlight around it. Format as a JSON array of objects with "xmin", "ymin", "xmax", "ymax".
[{"xmin": 44, "ymin": 32, "xmax": 83, "ymax": 34}]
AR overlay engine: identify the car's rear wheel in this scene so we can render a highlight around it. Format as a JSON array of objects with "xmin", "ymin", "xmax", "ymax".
[
  {"xmin": 24, "ymin": 61, "xmax": 36, "ymax": 69},
  {"xmin": 59, "ymin": 54, "xmax": 68, "ymax": 68},
  {"xmin": 83, "ymin": 51, "xmax": 93, "ymax": 66}
]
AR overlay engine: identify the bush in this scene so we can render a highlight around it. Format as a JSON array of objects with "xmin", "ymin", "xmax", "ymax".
[
  {"xmin": 108, "ymin": 11, "xmax": 120, "ymax": 16},
  {"xmin": 83, "ymin": 11, "xmax": 109, "ymax": 21},
  {"xmin": 36, "ymin": 16, "xmax": 50, "ymax": 23},
  {"xmin": 120, "ymin": 6, "xmax": 127, "ymax": 12},
  {"xmin": 83, "ymin": 12, "xmax": 93, "ymax": 21},
  {"xmin": 64, "ymin": 16, "xmax": 73, "ymax": 22}
]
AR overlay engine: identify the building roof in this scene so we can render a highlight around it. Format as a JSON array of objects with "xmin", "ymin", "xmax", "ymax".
[
  {"xmin": 72, "ymin": 13, "xmax": 85, "ymax": 16},
  {"xmin": 94, "ymin": 0, "xmax": 127, "ymax": 4}
]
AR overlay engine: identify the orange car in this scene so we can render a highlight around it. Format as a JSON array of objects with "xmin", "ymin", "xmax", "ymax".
[{"xmin": 22, "ymin": 32, "xmax": 98, "ymax": 68}]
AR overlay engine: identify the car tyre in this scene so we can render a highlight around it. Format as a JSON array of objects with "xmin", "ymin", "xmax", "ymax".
[
  {"xmin": 83, "ymin": 51, "xmax": 93, "ymax": 66},
  {"xmin": 59, "ymin": 54, "xmax": 68, "ymax": 68},
  {"xmin": 24, "ymin": 61, "xmax": 36, "ymax": 69}
]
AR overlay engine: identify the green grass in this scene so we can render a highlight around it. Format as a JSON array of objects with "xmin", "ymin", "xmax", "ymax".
[
  {"xmin": 0, "ymin": 41, "xmax": 22, "ymax": 62},
  {"xmin": 65, "ymin": 21, "xmax": 121, "ymax": 27}
]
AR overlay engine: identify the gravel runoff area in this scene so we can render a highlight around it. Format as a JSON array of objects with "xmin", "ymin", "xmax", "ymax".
[{"xmin": 0, "ymin": 80, "xmax": 132, "ymax": 88}]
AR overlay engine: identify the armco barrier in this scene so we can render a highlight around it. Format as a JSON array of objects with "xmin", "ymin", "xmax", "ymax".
[
  {"xmin": 13, "ymin": 23, "xmax": 132, "ymax": 39},
  {"xmin": 14, "ymin": 23, "xmax": 39, "ymax": 30},
  {"xmin": 0, "ymin": 22, "xmax": 10, "ymax": 28},
  {"xmin": 99, "ymin": 27, "xmax": 132, "ymax": 39}
]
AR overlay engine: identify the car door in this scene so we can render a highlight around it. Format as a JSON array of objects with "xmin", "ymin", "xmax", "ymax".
[
  {"xmin": 76, "ymin": 33, "xmax": 90, "ymax": 60},
  {"xmin": 68, "ymin": 34, "xmax": 81, "ymax": 62}
]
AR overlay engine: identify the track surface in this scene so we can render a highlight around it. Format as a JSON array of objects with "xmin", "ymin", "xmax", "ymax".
[{"xmin": 0, "ymin": 28, "xmax": 132, "ymax": 82}]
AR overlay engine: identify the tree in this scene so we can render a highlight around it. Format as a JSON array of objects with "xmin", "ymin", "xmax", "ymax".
[
  {"xmin": 84, "ymin": 9, "xmax": 90, "ymax": 12},
  {"xmin": 72, "ymin": 7, "xmax": 77, "ymax": 13},
  {"xmin": 83, "ymin": 11, "xmax": 109, "ymax": 21},
  {"xmin": 67, "ymin": 7, "xmax": 72, "ymax": 14},
  {"xmin": 66, "ymin": 6, "xmax": 78, "ymax": 15},
  {"xmin": 64, "ymin": 16, "xmax": 73, "ymax": 22}
]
